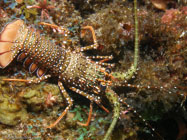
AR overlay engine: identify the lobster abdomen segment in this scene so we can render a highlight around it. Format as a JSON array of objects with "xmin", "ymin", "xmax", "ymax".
[{"xmin": 0, "ymin": 19, "xmax": 70, "ymax": 77}]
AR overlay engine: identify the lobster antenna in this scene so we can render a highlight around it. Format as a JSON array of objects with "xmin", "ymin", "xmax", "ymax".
[
  {"xmin": 103, "ymin": 0, "xmax": 139, "ymax": 139},
  {"xmin": 112, "ymin": 0, "xmax": 139, "ymax": 80},
  {"xmin": 103, "ymin": 88, "xmax": 120, "ymax": 140},
  {"xmin": 133, "ymin": 0, "xmax": 139, "ymax": 70},
  {"xmin": 121, "ymin": 1, "xmax": 164, "ymax": 139},
  {"xmin": 124, "ymin": 0, "xmax": 139, "ymax": 80},
  {"xmin": 120, "ymin": 97, "xmax": 164, "ymax": 140}
]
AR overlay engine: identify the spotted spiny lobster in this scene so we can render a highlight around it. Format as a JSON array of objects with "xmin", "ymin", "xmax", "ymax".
[{"xmin": 0, "ymin": 0, "xmax": 142, "ymax": 139}]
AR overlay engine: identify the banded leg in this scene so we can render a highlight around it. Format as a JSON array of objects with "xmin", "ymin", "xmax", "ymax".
[
  {"xmin": 82, "ymin": 26, "xmax": 97, "ymax": 45},
  {"xmin": 2, "ymin": 74, "xmax": 51, "ymax": 84},
  {"xmin": 77, "ymin": 44, "xmax": 98, "ymax": 52},
  {"xmin": 47, "ymin": 81, "xmax": 73, "ymax": 128},
  {"xmin": 76, "ymin": 26, "xmax": 98, "ymax": 52},
  {"xmin": 91, "ymin": 56, "xmax": 114, "ymax": 67},
  {"xmin": 88, "ymin": 55, "xmax": 114, "ymax": 67},
  {"xmin": 77, "ymin": 101, "xmax": 93, "ymax": 126},
  {"xmin": 69, "ymin": 87, "xmax": 109, "ymax": 113},
  {"xmin": 87, "ymin": 55, "xmax": 113, "ymax": 60},
  {"xmin": 39, "ymin": 22, "xmax": 70, "ymax": 35},
  {"xmin": 39, "ymin": 22, "xmax": 73, "ymax": 49},
  {"xmin": 97, "ymin": 62, "xmax": 115, "ymax": 67}
]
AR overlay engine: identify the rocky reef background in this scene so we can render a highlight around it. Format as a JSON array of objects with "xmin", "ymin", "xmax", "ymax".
[{"xmin": 0, "ymin": 0, "xmax": 186, "ymax": 140}]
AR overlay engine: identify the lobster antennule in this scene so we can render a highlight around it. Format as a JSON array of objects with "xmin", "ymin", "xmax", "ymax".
[{"xmin": 0, "ymin": 19, "xmax": 24, "ymax": 68}]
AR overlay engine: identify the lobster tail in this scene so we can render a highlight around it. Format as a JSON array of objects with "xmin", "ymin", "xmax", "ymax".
[{"xmin": 0, "ymin": 19, "xmax": 24, "ymax": 68}]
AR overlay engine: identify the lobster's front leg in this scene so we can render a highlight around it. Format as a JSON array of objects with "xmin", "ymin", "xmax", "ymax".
[
  {"xmin": 47, "ymin": 81, "xmax": 73, "ymax": 128},
  {"xmin": 69, "ymin": 87, "xmax": 110, "ymax": 127},
  {"xmin": 77, "ymin": 101, "xmax": 93, "ymax": 126},
  {"xmin": 69, "ymin": 87, "xmax": 109, "ymax": 113}
]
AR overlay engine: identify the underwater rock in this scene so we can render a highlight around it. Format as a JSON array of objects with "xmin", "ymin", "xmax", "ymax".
[
  {"xmin": 0, "ymin": 76, "xmax": 27, "ymax": 126},
  {"xmin": 0, "ymin": 92, "xmax": 27, "ymax": 126},
  {"xmin": 18, "ymin": 82, "xmax": 62, "ymax": 112},
  {"xmin": 0, "ymin": 75, "xmax": 62, "ymax": 126}
]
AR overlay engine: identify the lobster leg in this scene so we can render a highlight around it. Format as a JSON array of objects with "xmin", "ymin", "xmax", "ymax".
[
  {"xmin": 76, "ymin": 43, "xmax": 98, "ymax": 52},
  {"xmin": 47, "ymin": 81, "xmax": 73, "ymax": 128},
  {"xmin": 69, "ymin": 87, "xmax": 109, "ymax": 113},
  {"xmin": 76, "ymin": 26, "xmax": 98, "ymax": 52},
  {"xmin": 90, "ymin": 58, "xmax": 114, "ymax": 68},
  {"xmin": 77, "ymin": 101, "xmax": 93, "ymax": 126},
  {"xmin": 2, "ymin": 74, "xmax": 51, "ymax": 83},
  {"xmin": 87, "ymin": 54, "xmax": 115, "ymax": 67},
  {"xmin": 39, "ymin": 24, "xmax": 98, "ymax": 51},
  {"xmin": 87, "ymin": 55, "xmax": 113, "ymax": 60},
  {"xmin": 97, "ymin": 57, "xmax": 115, "ymax": 67},
  {"xmin": 81, "ymin": 26, "xmax": 97, "ymax": 44},
  {"xmin": 39, "ymin": 22, "xmax": 70, "ymax": 35},
  {"xmin": 97, "ymin": 62, "xmax": 114, "ymax": 67}
]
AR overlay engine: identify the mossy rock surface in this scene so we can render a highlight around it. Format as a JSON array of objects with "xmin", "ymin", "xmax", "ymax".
[
  {"xmin": 19, "ymin": 83, "xmax": 61, "ymax": 112},
  {"xmin": 0, "ymin": 94, "xmax": 28, "ymax": 126}
]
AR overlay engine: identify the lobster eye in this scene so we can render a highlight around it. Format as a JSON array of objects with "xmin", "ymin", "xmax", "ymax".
[
  {"xmin": 100, "ymin": 82, "xmax": 106, "ymax": 92},
  {"xmin": 105, "ymin": 68, "xmax": 111, "ymax": 74}
]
